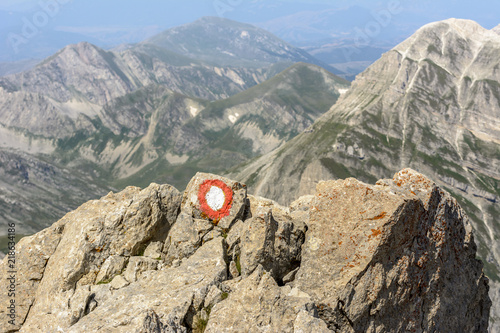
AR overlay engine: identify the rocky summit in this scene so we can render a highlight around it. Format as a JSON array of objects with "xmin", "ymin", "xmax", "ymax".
[{"xmin": 0, "ymin": 169, "xmax": 491, "ymax": 332}]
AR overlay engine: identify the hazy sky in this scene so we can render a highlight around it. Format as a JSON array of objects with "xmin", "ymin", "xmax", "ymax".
[
  {"xmin": 1, "ymin": 0, "xmax": 499, "ymax": 61},
  {"xmin": 2, "ymin": 0, "xmax": 499, "ymax": 28}
]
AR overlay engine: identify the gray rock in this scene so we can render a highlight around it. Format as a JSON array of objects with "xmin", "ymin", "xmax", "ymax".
[
  {"xmin": 239, "ymin": 207, "xmax": 306, "ymax": 283},
  {"xmin": 205, "ymin": 265, "xmax": 320, "ymax": 333},
  {"xmin": 110, "ymin": 275, "xmax": 129, "ymax": 290},
  {"xmin": 181, "ymin": 173, "xmax": 247, "ymax": 229},
  {"xmin": 0, "ymin": 218, "xmax": 66, "ymax": 331},
  {"xmin": 204, "ymin": 285, "xmax": 224, "ymax": 308},
  {"xmin": 144, "ymin": 241, "xmax": 164, "ymax": 259},
  {"xmin": 68, "ymin": 238, "xmax": 227, "ymax": 332},
  {"xmin": 1, "ymin": 171, "xmax": 491, "ymax": 332},
  {"xmin": 123, "ymin": 256, "xmax": 159, "ymax": 282},
  {"xmin": 294, "ymin": 310, "xmax": 331, "ymax": 333},
  {"xmin": 225, "ymin": 219, "xmax": 244, "ymax": 254},
  {"xmin": 289, "ymin": 194, "xmax": 314, "ymax": 213},
  {"xmin": 295, "ymin": 169, "xmax": 491, "ymax": 332},
  {"xmin": 282, "ymin": 267, "xmax": 299, "ymax": 284},
  {"xmin": 95, "ymin": 255, "xmax": 128, "ymax": 284},
  {"xmin": 163, "ymin": 212, "xmax": 213, "ymax": 265},
  {"xmin": 15, "ymin": 183, "xmax": 181, "ymax": 332},
  {"xmin": 229, "ymin": 260, "xmax": 240, "ymax": 278}
]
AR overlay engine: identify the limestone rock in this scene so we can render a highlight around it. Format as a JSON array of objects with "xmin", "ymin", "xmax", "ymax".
[
  {"xmin": 181, "ymin": 172, "xmax": 247, "ymax": 229},
  {"xmin": 229, "ymin": 260, "xmax": 240, "ymax": 278},
  {"xmin": 204, "ymin": 285, "xmax": 224, "ymax": 308},
  {"xmin": 144, "ymin": 241, "xmax": 164, "ymax": 259},
  {"xmin": 163, "ymin": 212, "xmax": 214, "ymax": 264},
  {"xmin": 205, "ymin": 265, "xmax": 321, "ymax": 333},
  {"xmin": 110, "ymin": 275, "xmax": 129, "ymax": 290},
  {"xmin": 295, "ymin": 169, "xmax": 491, "ymax": 332},
  {"xmin": 294, "ymin": 310, "xmax": 331, "ymax": 333},
  {"xmin": 0, "ymin": 170, "xmax": 491, "ymax": 332},
  {"xmin": 239, "ymin": 209, "xmax": 306, "ymax": 283},
  {"xmin": 0, "ymin": 218, "xmax": 66, "ymax": 331},
  {"xmin": 95, "ymin": 255, "xmax": 128, "ymax": 284},
  {"xmin": 68, "ymin": 237, "xmax": 227, "ymax": 332},
  {"xmin": 16, "ymin": 183, "xmax": 181, "ymax": 332},
  {"xmin": 247, "ymin": 194, "xmax": 289, "ymax": 218},
  {"xmin": 123, "ymin": 256, "xmax": 158, "ymax": 282}
]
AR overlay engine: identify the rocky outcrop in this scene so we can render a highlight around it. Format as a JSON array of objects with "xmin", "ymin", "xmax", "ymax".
[{"xmin": 0, "ymin": 170, "xmax": 491, "ymax": 332}]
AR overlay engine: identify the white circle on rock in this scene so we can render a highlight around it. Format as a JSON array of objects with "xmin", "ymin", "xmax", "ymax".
[{"xmin": 205, "ymin": 186, "xmax": 225, "ymax": 211}]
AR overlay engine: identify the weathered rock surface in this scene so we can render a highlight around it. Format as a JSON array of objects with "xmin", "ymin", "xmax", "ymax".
[
  {"xmin": 295, "ymin": 169, "xmax": 491, "ymax": 332},
  {"xmin": 206, "ymin": 265, "xmax": 327, "ymax": 333},
  {"xmin": 181, "ymin": 173, "xmax": 248, "ymax": 230},
  {"xmin": 0, "ymin": 170, "xmax": 491, "ymax": 332},
  {"xmin": 1, "ymin": 183, "xmax": 181, "ymax": 332}
]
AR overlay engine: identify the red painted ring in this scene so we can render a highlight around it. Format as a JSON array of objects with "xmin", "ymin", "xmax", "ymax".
[{"xmin": 198, "ymin": 179, "xmax": 233, "ymax": 220}]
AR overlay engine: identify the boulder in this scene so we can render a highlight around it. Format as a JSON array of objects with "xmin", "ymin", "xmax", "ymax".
[
  {"xmin": 163, "ymin": 212, "xmax": 214, "ymax": 264},
  {"xmin": 67, "ymin": 238, "xmax": 227, "ymax": 332},
  {"xmin": 14, "ymin": 183, "xmax": 181, "ymax": 332},
  {"xmin": 295, "ymin": 168, "xmax": 491, "ymax": 332},
  {"xmin": 95, "ymin": 255, "xmax": 128, "ymax": 284},
  {"xmin": 123, "ymin": 256, "xmax": 158, "ymax": 282},
  {"xmin": 205, "ymin": 265, "xmax": 323, "ymax": 333},
  {"xmin": 181, "ymin": 172, "xmax": 247, "ymax": 229}
]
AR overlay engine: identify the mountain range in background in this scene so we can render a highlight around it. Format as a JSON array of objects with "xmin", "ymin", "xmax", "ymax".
[
  {"xmin": 0, "ymin": 13, "xmax": 499, "ymax": 330},
  {"xmin": 0, "ymin": 17, "xmax": 349, "ymax": 239},
  {"xmin": 5, "ymin": 2, "xmax": 499, "ymax": 79}
]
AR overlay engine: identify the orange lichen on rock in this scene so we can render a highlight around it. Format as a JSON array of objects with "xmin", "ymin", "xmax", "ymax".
[{"xmin": 368, "ymin": 212, "xmax": 387, "ymax": 220}]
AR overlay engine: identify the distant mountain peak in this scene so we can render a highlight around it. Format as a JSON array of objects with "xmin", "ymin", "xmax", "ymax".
[
  {"xmin": 493, "ymin": 23, "xmax": 500, "ymax": 35},
  {"xmin": 409, "ymin": 18, "xmax": 498, "ymax": 44},
  {"xmin": 142, "ymin": 17, "xmax": 340, "ymax": 73}
]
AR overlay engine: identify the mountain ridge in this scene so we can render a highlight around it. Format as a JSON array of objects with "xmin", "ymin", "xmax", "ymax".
[
  {"xmin": 0, "ymin": 58, "xmax": 348, "ymax": 237},
  {"xmin": 229, "ymin": 18, "xmax": 500, "ymax": 329},
  {"xmin": 143, "ymin": 16, "xmax": 342, "ymax": 74}
]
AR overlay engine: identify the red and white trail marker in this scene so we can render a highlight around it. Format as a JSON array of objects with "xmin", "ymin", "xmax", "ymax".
[{"xmin": 197, "ymin": 179, "xmax": 233, "ymax": 220}]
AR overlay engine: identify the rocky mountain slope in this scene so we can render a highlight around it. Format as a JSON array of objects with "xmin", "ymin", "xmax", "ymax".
[
  {"xmin": 0, "ymin": 16, "xmax": 348, "ymax": 237},
  {"xmin": 144, "ymin": 16, "xmax": 340, "ymax": 74},
  {"xmin": 0, "ymin": 170, "xmax": 491, "ymax": 332},
  {"xmin": 0, "ymin": 41, "xmax": 282, "ymax": 139},
  {"xmin": 0, "ymin": 47, "xmax": 348, "ymax": 236},
  {"xmin": 230, "ymin": 18, "xmax": 500, "ymax": 329}
]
